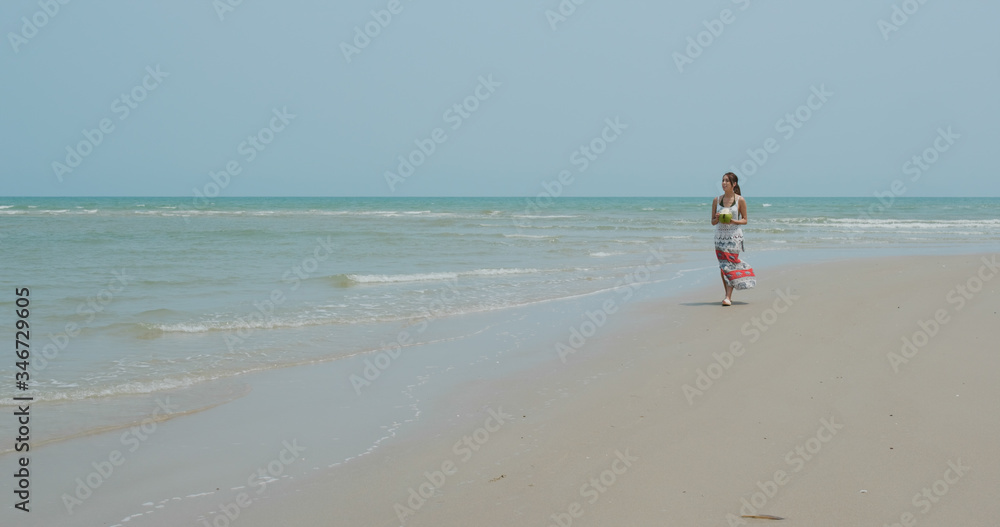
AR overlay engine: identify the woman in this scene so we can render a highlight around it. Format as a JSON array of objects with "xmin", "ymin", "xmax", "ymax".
[{"xmin": 711, "ymin": 172, "xmax": 756, "ymax": 305}]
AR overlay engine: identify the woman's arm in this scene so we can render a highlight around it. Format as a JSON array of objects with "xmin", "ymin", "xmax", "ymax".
[
  {"xmin": 736, "ymin": 197, "xmax": 748, "ymax": 225},
  {"xmin": 711, "ymin": 197, "xmax": 719, "ymax": 225}
]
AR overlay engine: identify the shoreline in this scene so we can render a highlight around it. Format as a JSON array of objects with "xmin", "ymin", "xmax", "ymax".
[{"xmin": 4, "ymin": 250, "xmax": 998, "ymax": 526}]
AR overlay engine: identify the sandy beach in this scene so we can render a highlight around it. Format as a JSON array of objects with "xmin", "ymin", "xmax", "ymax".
[
  {"xmin": 233, "ymin": 252, "xmax": 1000, "ymax": 526},
  {"xmin": 6, "ymin": 2, "xmax": 999, "ymax": 524},
  {"xmin": 5, "ymin": 251, "xmax": 997, "ymax": 527}
]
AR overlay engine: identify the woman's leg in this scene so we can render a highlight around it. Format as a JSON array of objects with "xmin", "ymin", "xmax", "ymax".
[{"xmin": 720, "ymin": 269, "xmax": 734, "ymax": 303}]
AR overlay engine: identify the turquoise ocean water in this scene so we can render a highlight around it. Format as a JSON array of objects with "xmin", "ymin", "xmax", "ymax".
[{"xmin": 0, "ymin": 196, "xmax": 997, "ymax": 444}]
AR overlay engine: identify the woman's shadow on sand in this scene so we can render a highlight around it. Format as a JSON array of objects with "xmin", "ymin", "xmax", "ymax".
[{"xmin": 679, "ymin": 301, "xmax": 750, "ymax": 307}]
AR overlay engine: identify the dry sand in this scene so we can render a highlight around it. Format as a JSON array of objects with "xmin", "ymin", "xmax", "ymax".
[{"xmin": 240, "ymin": 253, "xmax": 1000, "ymax": 526}]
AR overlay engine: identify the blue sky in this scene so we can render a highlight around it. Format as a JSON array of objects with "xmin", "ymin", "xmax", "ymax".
[{"xmin": 1, "ymin": 0, "xmax": 996, "ymax": 197}]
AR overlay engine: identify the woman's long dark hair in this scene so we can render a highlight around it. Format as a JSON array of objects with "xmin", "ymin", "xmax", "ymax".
[{"xmin": 723, "ymin": 172, "xmax": 741, "ymax": 196}]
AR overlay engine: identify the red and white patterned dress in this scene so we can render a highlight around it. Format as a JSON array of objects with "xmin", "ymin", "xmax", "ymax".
[{"xmin": 715, "ymin": 194, "xmax": 756, "ymax": 290}]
